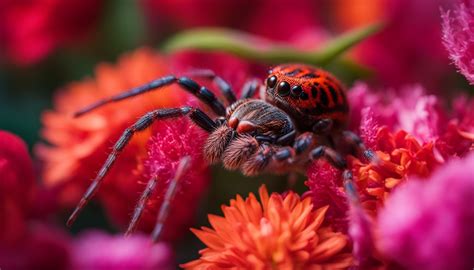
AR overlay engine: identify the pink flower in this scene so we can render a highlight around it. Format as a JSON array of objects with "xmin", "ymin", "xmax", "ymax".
[
  {"xmin": 0, "ymin": 0, "xmax": 103, "ymax": 66},
  {"xmin": 377, "ymin": 153, "xmax": 474, "ymax": 270},
  {"xmin": 72, "ymin": 231, "xmax": 174, "ymax": 270},
  {"xmin": 305, "ymin": 162, "xmax": 349, "ymax": 232},
  {"xmin": 347, "ymin": 199, "xmax": 381, "ymax": 269},
  {"xmin": 349, "ymin": 83, "xmax": 454, "ymax": 144},
  {"xmin": 442, "ymin": 1, "xmax": 474, "ymax": 85}
]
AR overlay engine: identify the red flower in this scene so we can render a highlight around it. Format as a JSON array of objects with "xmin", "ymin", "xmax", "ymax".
[
  {"xmin": 333, "ymin": 0, "xmax": 452, "ymax": 88},
  {"xmin": 0, "ymin": 0, "xmax": 103, "ymax": 66},
  {"xmin": 0, "ymin": 130, "xmax": 36, "ymax": 244},
  {"xmin": 1, "ymin": 130, "xmax": 177, "ymax": 269},
  {"xmin": 140, "ymin": 0, "xmax": 323, "ymax": 42},
  {"xmin": 0, "ymin": 130, "xmax": 71, "ymax": 270}
]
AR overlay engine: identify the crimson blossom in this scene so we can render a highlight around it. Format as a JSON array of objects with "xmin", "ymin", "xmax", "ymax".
[
  {"xmin": 0, "ymin": 130, "xmax": 176, "ymax": 269},
  {"xmin": 0, "ymin": 0, "xmax": 103, "ymax": 65}
]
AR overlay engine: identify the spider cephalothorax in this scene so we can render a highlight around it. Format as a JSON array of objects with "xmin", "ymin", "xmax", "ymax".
[
  {"xmin": 66, "ymin": 64, "xmax": 376, "ymax": 241},
  {"xmin": 265, "ymin": 64, "xmax": 349, "ymax": 132}
]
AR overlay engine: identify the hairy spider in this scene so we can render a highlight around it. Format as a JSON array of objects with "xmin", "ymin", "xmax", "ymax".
[{"xmin": 66, "ymin": 63, "xmax": 377, "ymax": 241}]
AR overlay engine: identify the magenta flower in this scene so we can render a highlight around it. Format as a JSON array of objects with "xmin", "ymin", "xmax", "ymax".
[
  {"xmin": 136, "ymin": 118, "xmax": 210, "ymax": 241},
  {"xmin": 348, "ymin": 83, "xmax": 446, "ymax": 143},
  {"xmin": 72, "ymin": 231, "xmax": 174, "ymax": 270},
  {"xmin": 305, "ymin": 161, "xmax": 349, "ymax": 232},
  {"xmin": 377, "ymin": 153, "xmax": 474, "ymax": 270},
  {"xmin": 442, "ymin": 1, "xmax": 474, "ymax": 85}
]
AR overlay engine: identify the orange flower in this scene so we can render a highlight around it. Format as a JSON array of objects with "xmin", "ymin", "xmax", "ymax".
[
  {"xmin": 351, "ymin": 127, "xmax": 441, "ymax": 214},
  {"xmin": 37, "ymin": 48, "xmax": 181, "ymax": 201},
  {"xmin": 306, "ymin": 127, "xmax": 446, "ymax": 233},
  {"xmin": 36, "ymin": 48, "xmax": 211, "ymax": 240},
  {"xmin": 182, "ymin": 185, "xmax": 353, "ymax": 270}
]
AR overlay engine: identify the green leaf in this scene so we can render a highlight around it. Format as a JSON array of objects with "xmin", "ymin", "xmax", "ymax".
[{"xmin": 162, "ymin": 23, "xmax": 383, "ymax": 66}]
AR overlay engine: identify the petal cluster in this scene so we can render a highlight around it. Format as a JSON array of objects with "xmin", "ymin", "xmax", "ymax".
[
  {"xmin": 183, "ymin": 185, "xmax": 353, "ymax": 269},
  {"xmin": 442, "ymin": 1, "xmax": 474, "ymax": 85},
  {"xmin": 307, "ymin": 84, "xmax": 474, "ymax": 233},
  {"xmin": 377, "ymin": 153, "xmax": 474, "ymax": 270}
]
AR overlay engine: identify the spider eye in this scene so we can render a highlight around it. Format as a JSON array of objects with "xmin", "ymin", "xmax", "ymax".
[
  {"xmin": 277, "ymin": 81, "xmax": 291, "ymax": 96},
  {"xmin": 291, "ymin": 85, "xmax": 302, "ymax": 97},
  {"xmin": 266, "ymin": 75, "xmax": 277, "ymax": 88}
]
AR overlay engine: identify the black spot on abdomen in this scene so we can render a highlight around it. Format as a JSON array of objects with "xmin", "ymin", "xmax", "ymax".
[
  {"xmin": 319, "ymin": 87, "xmax": 329, "ymax": 106},
  {"xmin": 325, "ymin": 83, "xmax": 339, "ymax": 105},
  {"xmin": 285, "ymin": 68, "xmax": 302, "ymax": 77}
]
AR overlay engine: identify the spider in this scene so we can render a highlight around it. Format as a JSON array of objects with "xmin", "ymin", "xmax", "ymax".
[{"xmin": 66, "ymin": 63, "xmax": 377, "ymax": 241}]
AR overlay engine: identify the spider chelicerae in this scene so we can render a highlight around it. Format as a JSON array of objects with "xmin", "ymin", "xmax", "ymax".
[{"xmin": 66, "ymin": 63, "xmax": 377, "ymax": 241}]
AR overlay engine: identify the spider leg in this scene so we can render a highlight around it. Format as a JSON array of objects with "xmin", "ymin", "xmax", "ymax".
[
  {"xmin": 222, "ymin": 135, "xmax": 259, "ymax": 171},
  {"xmin": 184, "ymin": 69, "xmax": 237, "ymax": 104},
  {"xmin": 342, "ymin": 130, "xmax": 380, "ymax": 164},
  {"xmin": 74, "ymin": 75, "xmax": 226, "ymax": 117},
  {"xmin": 240, "ymin": 78, "xmax": 261, "ymax": 99},
  {"xmin": 66, "ymin": 107, "xmax": 216, "ymax": 227},
  {"xmin": 273, "ymin": 132, "xmax": 315, "ymax": 163},
  {"xmin": 125, "ymin": 176, "xmax": 158, "ymax": 236},
  {"xmin": 151, "ymin": 156, "xmax": 191, "ymax": 242},
  {"xmin": 310, "ymin": 146, "xmax": 359, "ymax": 202},
  {"xmin": 242, "ymin": 143, "xmax": 274, "ymax": 176}
]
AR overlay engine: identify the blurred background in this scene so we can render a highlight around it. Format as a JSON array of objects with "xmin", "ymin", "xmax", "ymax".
[{"xmin": 0, "ymin": 0, "xmax": 471, "ymax": 267}]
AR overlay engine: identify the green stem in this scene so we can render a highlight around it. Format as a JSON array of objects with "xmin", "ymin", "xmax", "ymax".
[{"xmin": 162, "ymin": 23, "xmax": 383, "ymax": 66}]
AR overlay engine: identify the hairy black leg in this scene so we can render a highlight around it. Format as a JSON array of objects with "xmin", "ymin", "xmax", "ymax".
[
  {"xmin": 222, "ymin": 135, "xmax": 259, "ymax": 170},
  {"xmin": 310, "ymin": 146, "xmax": 360, "ymax": 202},
  {"xmin": 74, "ymin": 75, "xmax": 226, "ymax": 117},
  {"xmin": 125, "ymin": 176, "xmax": 158, "ymax": 236},
  {"xmin": 66, "ymin": 107, "xmax": 216, "ymax": 227},
  {"xmin": 342, "ymin": 131, "xmax": 380, "ymax": 164},
  {"xmin": 242, "ymin": 143, "xmax": 273, "ymax": 176},
  {"xmin": 151, "ymin": 156, "xmax": 191, "ymax": 242},
  {"xmin": 240, "ymin": 79, "xmax": 260, "ymax": 99},
  {"xmin": 310, "ymin": 146, "xmax": 347, "ymax": 169},
  {"xmin": 273, "ymin": 132, "xmax": 314, "ymax": 164},
  {"xmin": 274, "ymin": 146, "xmax": 295, "ymax": 162},
  {"xmin": 293, "ymin": 132, "xmax": 315, "ymax": 154},
  {"xmin": 184, "ymin": 69, "xmax": 237, "ymax": 104}
]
